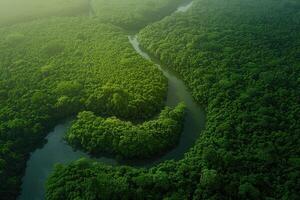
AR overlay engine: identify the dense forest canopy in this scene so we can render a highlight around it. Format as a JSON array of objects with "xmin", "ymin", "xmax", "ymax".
[
  {"xmin": 0, "ymin": 16, "xmax": 170, "ymax": 199},
  {"xmin": 47, "ymin": 0, "xmax": 300, "ymax": 199},
  {"xmin": 66, "ymin": 103, "xmax": 186, "ymax": 159},
  {"xmin": 0, "ymin": 0, "xmax": 299, "ymax": 199},
  {"xmin": 90, "ymin": 0, "xmax": 187, "ymax": 29}
]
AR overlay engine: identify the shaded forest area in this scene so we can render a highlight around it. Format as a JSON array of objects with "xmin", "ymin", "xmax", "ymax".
[
  {"xmin": 91, "ymin": 0, "xmax": 188, "ymax": 30},
  {"xmin": 0, "ymin": 0, "xmax": 299, "ymax": 199},
  {"xmin": 0, "ymin": 1, "xmax": 193, "ymax": 199},
  {"xmin": 47, "ymin": 0, "xmax": 300, "ymax": 199},
  {"xmin": 66, "ymin": 103, "xmax": 185, "ymax": 159},
  {"xmin": 0, "ymin": 17, "xmax": 169, "ymax": 199}
]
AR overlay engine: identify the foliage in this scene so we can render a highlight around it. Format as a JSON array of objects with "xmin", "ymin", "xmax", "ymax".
[
  {"xmin": 47, "ymin": 0, "xmax": 300, "ymax": 199},
  {"xmin": 0, "ymin": 17, "xmax": 167, "ymax": 199},
  {"xmin": 138, "ymin": 0, "xmax": 300, "ymax": 198},
  {"xmin": 66, "ymin": 103, "xmax": 186, "ymax": 159},
  {"xmin": 90, "ymin": 0, "xmax": 187, "ymax": 30},
  {"xmin": 1, "ymin": 0, "xmax": 299, "ymax": 199},
  {"xmin": 46, "ymin": 158, "xmax": 198, "ymax": 200}
]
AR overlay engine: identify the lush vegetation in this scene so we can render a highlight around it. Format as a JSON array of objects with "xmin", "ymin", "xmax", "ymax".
[
  {"xmin": 139, "ymin": 0, "xmax": 300, "ymax": 198},
  {"xmin": 0, "ymin": 0, "xmax": 89, "ymax": 26},
  {"xmin": 46, "ymin": 158, "xmax": 198, "ymax": 200},
  {"xmin": 0, "ymin": 17, "xmax": 168, "ymax": 199},
  {"xmin": 90, "ymin": 0, "xmax": 187, "ymax": 29},
  {"xmin": 46, "ymin": 0, "xmax": 300, "ymax": 199},
  {"xmin": 66, "ymin": 103, "xmax": 185, "ymax": 159}
]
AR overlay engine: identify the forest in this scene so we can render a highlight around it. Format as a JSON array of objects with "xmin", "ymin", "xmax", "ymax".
[
  {"xmin": 47, "ymin": 0, "xmax": 300, "ymax": 199},
  {"xmin": 66, "ymin": 103, "xmax": 185, "ymax": 159},
  {"xmin": 0, "ymin": 16, "xmax": 171, "ymax": 199},
  {"xmin": 137, "ymin": 0, "xmax": 300, "ymax": 198},
  {"xmin": 1, "ymin": 0, "xmax": 300, "ymax": 199},
  {"xmin": 90, "ymin": 0, "xmax": 187, "ymax": 29}
]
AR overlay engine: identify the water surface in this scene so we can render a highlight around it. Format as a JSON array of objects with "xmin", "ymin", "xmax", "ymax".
[{"xmin": 18, "ymin": 122, "xmax": 117, "ymax": 200}]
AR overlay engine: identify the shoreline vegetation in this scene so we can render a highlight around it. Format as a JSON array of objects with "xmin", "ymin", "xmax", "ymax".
[
  {"xmin": 47, "ymin": 0, "xmax": 299, "ymax": 199},
  {"xmin": 65, "ymin": 103, "xmax": 186, "ymax": 159},
  {"xmin": 0, "ymin": 16, "xmax": 169, "ymax": 199},
  {"xmin": 0, "ymin": 0, "xmax": 299, "ymax": 199}
]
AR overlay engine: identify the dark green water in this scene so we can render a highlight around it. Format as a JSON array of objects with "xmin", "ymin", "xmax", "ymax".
[{"xmin": 18, "ymin": 1, "xmax": 202, "ymax": 200}]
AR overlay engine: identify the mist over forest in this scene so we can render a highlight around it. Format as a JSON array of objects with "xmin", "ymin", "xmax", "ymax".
[{"xmin": 0, "ymin": 0, "xmax": 299, "ymax": 200}]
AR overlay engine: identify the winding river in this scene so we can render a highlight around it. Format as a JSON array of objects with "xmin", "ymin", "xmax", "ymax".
[{"xmin": 18, "ymin": 1, "xmax": 203, "ymax": 200}]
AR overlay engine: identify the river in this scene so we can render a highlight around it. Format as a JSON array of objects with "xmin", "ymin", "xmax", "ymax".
[{"xmin": 18, "ymin": 1, "xmax": 201, "ymax": 199}]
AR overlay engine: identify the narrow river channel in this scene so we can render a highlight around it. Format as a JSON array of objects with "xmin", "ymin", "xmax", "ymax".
[{"xmin": 18, "ymin": 1, "xmax": 203, "ymax": 200}]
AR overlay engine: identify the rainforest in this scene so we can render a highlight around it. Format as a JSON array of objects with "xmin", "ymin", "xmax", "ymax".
[{"xmin": 0, "ymin": 0, "xmax": 299, "ymax": 200}]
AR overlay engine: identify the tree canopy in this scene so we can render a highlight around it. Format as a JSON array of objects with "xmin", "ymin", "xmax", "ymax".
[
  {"xmin": 0, "ymin": 17, "xmax": 168, "ymax": 199},
  {"xmin": 66, "ymin": 103, "xmax": 186, "ymax": 159},
  {"xmin": 47, "ymin": 0, "xmax": 300, "ymax": 199}
]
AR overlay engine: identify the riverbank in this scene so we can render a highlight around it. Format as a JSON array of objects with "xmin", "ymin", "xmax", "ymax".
[{"xmin": 18, "ymin": 1, "xmax": 203, "ymax": 199}]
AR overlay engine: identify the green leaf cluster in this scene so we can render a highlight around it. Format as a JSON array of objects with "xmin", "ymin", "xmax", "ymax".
[
  {"xmin": 46, "ymin": 0, "xmax": 300, "ymax": 199},
  {"xmin": 66, "ymin": 103, "xmax": 186, "ymax": 159},
  {"xmin": 0, "ymin": 17, "xmax": 167, "ymax": 198}
]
